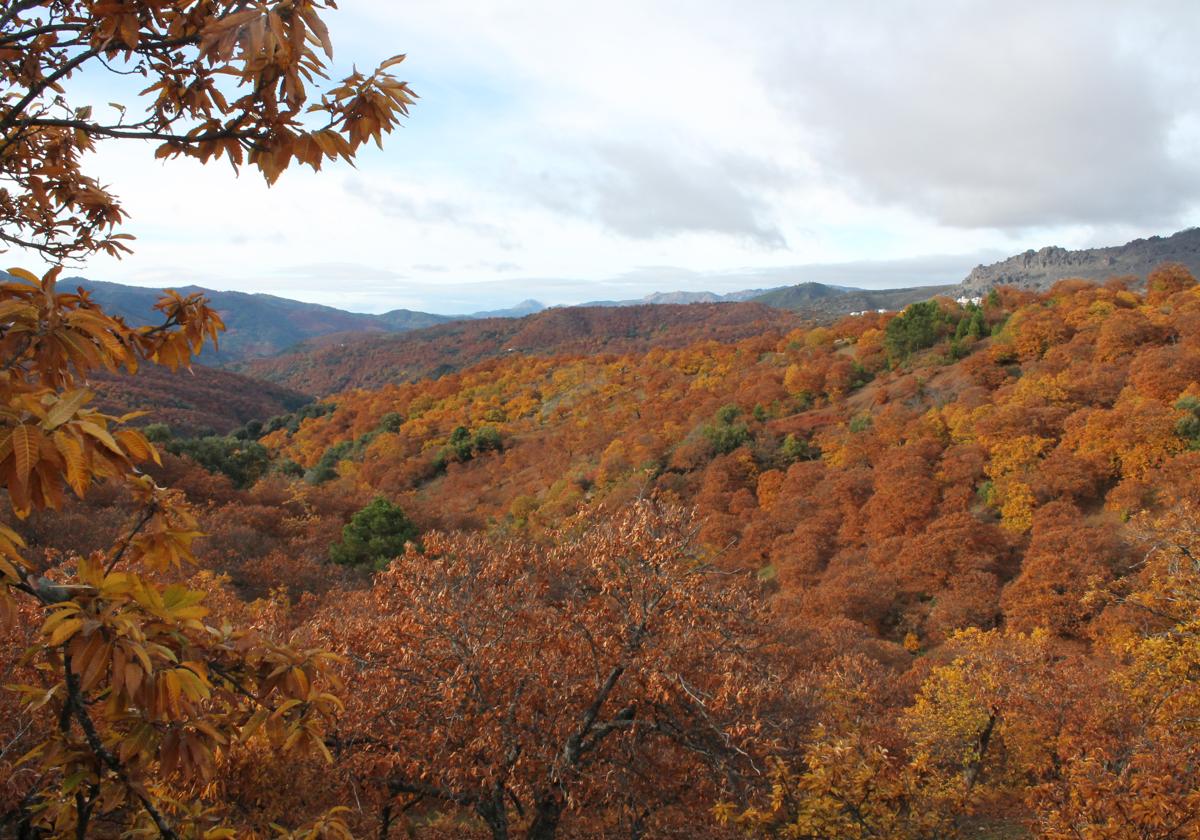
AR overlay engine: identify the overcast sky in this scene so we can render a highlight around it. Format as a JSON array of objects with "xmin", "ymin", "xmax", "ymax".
[{"xmin": 27, "ymin": 0, "xmax": 1200, "ymax": 314}]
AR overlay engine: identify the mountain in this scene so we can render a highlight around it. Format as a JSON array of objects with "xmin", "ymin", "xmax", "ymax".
[
  {"xmin": 582, "ymin": 282, "xmax": 957, "ymax": 316},
  {"xmin": 466, "ymin": 299, "xmax": 546, "ymax": 319},
  {"xmin": 960, "ymin": 227, "xmax": 1200, "ymax": 294},
  {"xmin": 238, "ymin": 302, "xmax": 804, "ymax": 396},
  {"xmin": 752, "ymin": 282, "xmax": 959, "ymax": 314},
  {"xmin": 69, "ymin": 278, "xmax": 453, "ymax": 364},
  {"xmin": 580, "ymin": 287, "xmax": 783, "ymax": 307}
]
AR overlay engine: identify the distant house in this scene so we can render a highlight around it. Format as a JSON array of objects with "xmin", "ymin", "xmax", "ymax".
[{"xmin": 956, "ymin": 295, "xmax": 983, "ymax": 306}]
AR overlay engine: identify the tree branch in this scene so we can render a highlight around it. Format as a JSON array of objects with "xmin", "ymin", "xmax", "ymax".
[{"xmin": 62, "ymin": 649, "xmax": 180, "ymax": 839}]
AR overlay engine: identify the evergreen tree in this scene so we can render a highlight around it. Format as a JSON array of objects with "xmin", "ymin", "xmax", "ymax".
[{"xmin": 330, "ymin": 497, "xmax": 421, "ymax": 570}]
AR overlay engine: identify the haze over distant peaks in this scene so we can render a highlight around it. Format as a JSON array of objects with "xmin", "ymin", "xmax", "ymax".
[
  {"xmin": 66, "ymin": 280, "xmax": 551, "ymax": 363},
  {"xmin": 57, "ymin": 228, "xmax": 1200, "ymax": 367},
  {"xmin": 581, "ymin": 288, "xmax": 774, "ymax": 307},
  {"xmin": 467, "ymin": 299, "xmax": 546, "ymax": 319}
]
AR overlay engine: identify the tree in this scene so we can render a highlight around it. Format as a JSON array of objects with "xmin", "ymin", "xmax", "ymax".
[
  {"xmin": 319, "ymin": 503, "xmax": 768, "ymax": 839},
  {"xmin": 883, "ymin": 301, "xmax": 949, "ymax": 363},
  {"xmin": 329, "ymin": 496, "xmax": 419, "ymax": 570},
  {"xmin": 0, "ymin": 3, "xmax": 412, "ymax": 834},
  {"xmin": 703, "ymin": 404, "xmax": 750, "ymax": 456},
  {"xmin": 0, "ymin": 269, "xmax": 347, "ymax": 837},
  {"xmin": 163, "ymin": 432, "xmax": 272, "ymax": 488},
  {"xmin": 1, "ymin": 0, "xmax": 414, "ymax": 260},
  {"xmin": 722, "ymin": 655, "xmax": 960, "ymax": 840}
]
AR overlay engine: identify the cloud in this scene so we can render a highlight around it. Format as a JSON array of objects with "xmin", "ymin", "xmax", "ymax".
[
  {"xmin": 522, "ymin": 141, "xmax": 789, "ymax": 247},
  {"xmin": 22, "ymin": 0, "xmax": 1200, "ymax": 315},
  {"xmin": 342, "ymin": 178, "xmax": 508, "ymax": 240},
  {"xmin": 765, "ymin": 0, "xmax": 1200, "ymax": 229},
  {"xmin": 577, "ymin": 251, "xmax": 1006, "ymax": 300}
]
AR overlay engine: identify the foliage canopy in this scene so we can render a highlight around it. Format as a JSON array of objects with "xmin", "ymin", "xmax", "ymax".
[
  {"xmin": 0, "ymin": 0, "xmax": 414, "ymax": 260},
  {"xmin": 329, "ymin": 496, "xmax": 419, "ymax": 570}
]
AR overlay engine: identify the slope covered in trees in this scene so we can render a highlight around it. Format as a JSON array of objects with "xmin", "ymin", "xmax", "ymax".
[
  {"xmin": 259, "ymin": 270, "xmax": 1200, "ymax": 588},
  {"xmin": 9, "ymin": 261, "xmax": 1200, "ymax": 838},
  {"xmin": 239, "ymin": 301, "xmax": 805, "ymax": 396},
  {"xmin": 88, "ymin": 364, "xmax": 310, "ymax": 435}
]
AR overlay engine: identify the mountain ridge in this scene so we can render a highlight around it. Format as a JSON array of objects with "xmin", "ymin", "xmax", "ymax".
[
  {"xmin": 57, "ymin": 228, "xmax": 1200, "ymax": 366},
  {"xmin": 66, "ymin": 279, "xmax": 548, "ymax": 364},
  {"xmin": 960, "ymin": 227, "xmax": 1200, "ymax": 293},
  {"xmin": 237, "ymin": 301, "xmax": 805, "ymax": 396}
]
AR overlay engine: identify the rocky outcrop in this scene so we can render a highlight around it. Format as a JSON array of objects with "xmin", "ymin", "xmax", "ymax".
[{"xmin": 961, "ymin": 227, "xmax": 1200, "ymax": 293}]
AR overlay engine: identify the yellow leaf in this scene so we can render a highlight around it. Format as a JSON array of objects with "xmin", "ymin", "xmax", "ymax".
[
  {"xmin": 10, "ymin": 424, "xmax": 38, "ymax": 487},
  {"xmin": 53, "ymin": 431, "xmax": 89, "ymax": 496},
  {"xmin": 5, "ymin": 267, "xmax": 39, "ymax": 284},
  {"xmin": 78, "ymin": 421, "xmax": 123, "ymax": 455},
  {"xmin": 47, "ymin": 616, "xmax": 82, "ymax": 646},
  {"xmin": 43, "ymin": 389, "xmax": 92, "ymax": 430}
]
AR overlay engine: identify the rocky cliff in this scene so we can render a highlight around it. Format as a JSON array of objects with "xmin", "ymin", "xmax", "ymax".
[{"xmin": 961, "ymin": 227, "xmax": 1200, "ymax": 293}]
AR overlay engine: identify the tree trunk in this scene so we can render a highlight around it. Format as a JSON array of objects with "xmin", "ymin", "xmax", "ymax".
[
  {"xmin": 378, "ymin": 803, "xmax": 393, "ymax": 840},
  {"xmin": 526, "ymin": 792, "xmax": 563, "ymax": 840},
  {"xmin": 963, "ymin": 711, "xmax": 997, "ymax": 791},
  {"xmin": 477, "ymin": 795, "xmax": 510, "ymax": 840}
]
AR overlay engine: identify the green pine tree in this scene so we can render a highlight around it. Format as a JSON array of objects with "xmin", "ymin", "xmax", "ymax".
[{"xmin": 330, "ymin": 497, "xmax": 420, "ymax": 570}]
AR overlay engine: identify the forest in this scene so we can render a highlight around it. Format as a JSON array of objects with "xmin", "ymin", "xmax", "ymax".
[
  {"xmin": 4, "ymin": 2, "xmax": 1200, "ymax": 838},
  {"xmin": 7, "ymin": 262, "xmax": 1200, "ymax": 838}
]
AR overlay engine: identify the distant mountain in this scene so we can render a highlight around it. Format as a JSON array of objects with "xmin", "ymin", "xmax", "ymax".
[
  {"xmin": 960, "ymin": 227, "xmax": 1200, "ymax": 294},
  {"xmin": 467, "ymin": 299, "xmax": 546, "ymax": 319},
  {"xmin": 751, "ymin": 282, "xmax": 849, "ymax": 308},
  {"xmin": 64, "ymin": 280, "xmax": 552, "ymax": 364},
  {"xmin": 68, "ymin": 278, "xmax": 452, "ymax": 364},
  {"xmin": 580, "ymin": 287, "xmax": 782, "ymax": 307},
  {"xmin": 238, "ymin": 302, "xmax": 804, "ymax": 396},
  {"xmin": 753, "ymin": 282, "xmax": 960, "ymax": 315}
]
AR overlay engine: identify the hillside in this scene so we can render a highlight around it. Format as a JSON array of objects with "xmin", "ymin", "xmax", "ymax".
[
  {"xmin": 238, "ymin": 301, "xmax": 805, "ymax": 396},
  {"xmin": 70, "ymin": 278, "xmax": 453, "ymax": 363},
  {"xmin": 250, "ymin": 268, "xmax": 1200, "ymax": 636},
  {"xmin": 753, "ymin": 281, "xmax": 959, "ymax": 313},
  {"xmin": 961, "ymin": 226, "xmax": 1200, "ymax": 293},
  {"xmin": 12, "ymin": 267, "xmax": 1200, "ymax": 838},
  {"xmin": 88, "ymin": 364, "xmax": 310, "ymax": 435}
]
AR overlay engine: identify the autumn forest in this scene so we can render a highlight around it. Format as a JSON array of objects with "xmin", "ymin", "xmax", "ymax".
[{"xmin": 4, "ymin": 2, "xmax": 1200, "ymax": 839}]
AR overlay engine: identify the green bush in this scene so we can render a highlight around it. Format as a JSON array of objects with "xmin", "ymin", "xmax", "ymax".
[
  {"xmin": 954, "ymin": 306, "xmax": 986, "ymax": 341},
  {"xmin": 449, "ymin": 426, "xmax": 474, "ymax": 461},
  {"xmin": 848, "ymin": 413, "xmax": 873, "ymax": 433},
  {"xmin": 379, "ymin": 412, "xmax": 404, "ymax": 433},
  {"xmin": 779, "ymin": 433, "xmax": 816, "ymax": 464},
  {"xmin": 305, "ymin": 440, "xmax": 354, "ymax": 484},
  {"xmin": 330, "ymin": 497, "xmax": 420, "ymax": 570},
  {"xmin": 473, "ymin": 426, "xmax": 503, "ymax": 453},
  {"xmin": 260, "ymin": 401, "xmax": 335, "ymax": 438},
  {"xmin": 704, "ymin": 405, "xmax": 750, "ymax": 455},
  {"xmin": 884, "ymin": 300, "xmax": 950, "ymax": 363},
  {"xmin": 1176, "ymin": 396, "xmax": 1200, "ymax": 449},
  {"xmin": 143, "ymin": 423, "xmax": 172, "ymax": 444},
  {"xmin": 165, "ymin": 435, "xmax": 270, "ymax": 489}
]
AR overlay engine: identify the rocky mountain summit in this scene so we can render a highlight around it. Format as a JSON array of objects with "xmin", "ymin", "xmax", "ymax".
[{"xmin": 961, "ymin": 227, "xmax": 1200, "ymax": 293}]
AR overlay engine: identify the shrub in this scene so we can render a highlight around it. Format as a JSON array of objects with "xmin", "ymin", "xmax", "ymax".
[
  {"xmin": 704, "ymin": 405, "xmax": 750, "ymax": 455},
  {"xmin": 884, "ymin": 300, "xmax": 950, "ymax": 363},
  {"xmin": 330, "ymin": 497, "xmax": 420, "ymax": 570},
  {"xmin": 165, "ymin": 435, "xmax": 270, "ymax": 488}
]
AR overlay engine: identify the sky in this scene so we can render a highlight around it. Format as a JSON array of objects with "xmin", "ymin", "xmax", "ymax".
[{"xmin": 21, "ymin": 0, "xmax": 1200, "ymax": 314}]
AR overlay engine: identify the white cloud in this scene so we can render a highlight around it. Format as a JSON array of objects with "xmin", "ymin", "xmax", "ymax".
[
  {"xmin": 8, "ymin": 0, "xmax": 1198, "ymax": 311},
  {"xmin": 771, "ymin": 0, "xmax": 1200, "ymax": 229}
]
